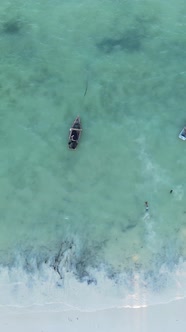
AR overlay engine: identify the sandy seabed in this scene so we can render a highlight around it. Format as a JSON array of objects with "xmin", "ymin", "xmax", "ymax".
[{"xmin": 0, "ymin": 299, "xmax": 186, "ymax": 332}]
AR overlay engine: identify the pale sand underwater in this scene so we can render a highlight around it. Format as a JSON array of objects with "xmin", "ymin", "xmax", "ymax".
[{"xmin": 0, "ymin": 0, "xmax": 186, "ymax": 312}]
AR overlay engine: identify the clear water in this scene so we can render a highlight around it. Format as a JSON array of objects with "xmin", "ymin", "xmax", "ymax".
[{"xmin": 0, "ymin": 0, "xmax": 186, "ymax": 312}]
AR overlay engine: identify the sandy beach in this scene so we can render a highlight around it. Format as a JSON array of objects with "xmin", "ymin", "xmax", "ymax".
[{"xmin": 0, "ymin": 299, "xmax": 186, "ymax": 332}]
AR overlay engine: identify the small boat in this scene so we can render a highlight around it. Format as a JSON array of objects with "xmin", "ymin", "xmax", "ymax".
[
  {"xmin": 179, "ymin": 127, "xmax": 186, "ymax": 141},
  {"xmin": 68, "ymin": 116, "xmax": 82, "ymax": 149}
]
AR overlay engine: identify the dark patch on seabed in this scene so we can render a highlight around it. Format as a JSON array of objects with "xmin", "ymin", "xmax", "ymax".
[
  {"xmin": 7, "ymin": 240, "xmax": 103, "ymax": 286},
  {"xmin": 97, "ymin": 28, "xmax": 144, "ymax": 53},
  {"xmin": 0, "ymin": 15, "xmax": 24, "ymax": 35},
  {"xmin": 2, "ymin": 19, "xmax": 22, "ymax": 34},
  {"xmin": 96, "ymin": 15, "xmax": 155, "ymax": 54}
]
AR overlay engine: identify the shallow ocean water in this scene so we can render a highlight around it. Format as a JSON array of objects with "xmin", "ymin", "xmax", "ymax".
[{"xmin": 0, "ymin": 0, "xmax": 186, "ymax": 311}]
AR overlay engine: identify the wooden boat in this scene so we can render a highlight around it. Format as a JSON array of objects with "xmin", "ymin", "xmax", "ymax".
[
  {"xmin": 68, "ymin": 116, "xmax": 82, "ymax": 149},
  {"xmin": 179, "ymin": 127, "xmax": 186, "ymax": 141}
]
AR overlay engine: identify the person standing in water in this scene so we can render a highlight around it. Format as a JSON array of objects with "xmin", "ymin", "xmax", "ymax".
[{"xmin": 145, "ymin": 201, "xmax": 149, "ymax": 212}]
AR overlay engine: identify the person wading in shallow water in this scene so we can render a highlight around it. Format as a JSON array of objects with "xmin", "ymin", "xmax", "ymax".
[{"xmin": 145, "ymin": 201, "xmax": 149, "ymax": 212}]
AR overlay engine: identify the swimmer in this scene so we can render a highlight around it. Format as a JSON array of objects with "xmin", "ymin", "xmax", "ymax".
[
  {"xmin": 170, "ymin": 189, "xmax": 173, "ymax": 194},
  {"xmin": 145, "ymin": 201, "xmax": 149, "ymax": 211}
]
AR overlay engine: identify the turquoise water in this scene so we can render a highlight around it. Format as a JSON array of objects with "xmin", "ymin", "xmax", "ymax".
[{"xmin": 0, "ymin": 0, "xmax": 186, "ymax": 310}]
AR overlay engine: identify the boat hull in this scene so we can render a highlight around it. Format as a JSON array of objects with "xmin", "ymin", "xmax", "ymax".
[
  {"xmin": 68, "ymin": 116, "xmax": 82, "ymax": 149},
  {"xmin": 179, "ymin": 127, "xmax": 186, "ymax": 141}
]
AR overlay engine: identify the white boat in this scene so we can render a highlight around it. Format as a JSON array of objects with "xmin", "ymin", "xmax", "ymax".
[{"xmin": 179, "ymin": 127, "xmax": 186, "ymax": 141}]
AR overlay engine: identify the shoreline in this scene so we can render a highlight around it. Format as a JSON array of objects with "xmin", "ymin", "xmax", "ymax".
[
  {"xmin": 0, "ymin": 299, "xmax": 186, "ymax": 332},
  {"xmin": 0, "ymin": 257, "xmax": 186, "ymax": 312}
]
